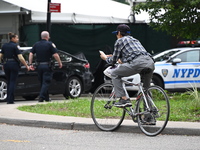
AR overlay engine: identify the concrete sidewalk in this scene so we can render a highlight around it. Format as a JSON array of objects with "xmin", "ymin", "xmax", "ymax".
[{"xmin": 0, "ymin": 99, "xmax": 199, "ymax": 136}]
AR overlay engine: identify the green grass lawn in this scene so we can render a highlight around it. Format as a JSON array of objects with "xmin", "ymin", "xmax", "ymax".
[
  {"xmin": 17, "ymin": 90, "xmax": 200, "ymax": 122},
  {"xmin": 168, "ymin": 92, "xmax": 200, "ymax": 122}
]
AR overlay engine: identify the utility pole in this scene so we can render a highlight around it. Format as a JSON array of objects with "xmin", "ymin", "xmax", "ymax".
[
  {"xmin": 127, "ymin": 0, "xmax": 136, "ymax": 23},
  {"xmin": 46, "ymin": 0, "xmax": 51, "ymax": 34}
]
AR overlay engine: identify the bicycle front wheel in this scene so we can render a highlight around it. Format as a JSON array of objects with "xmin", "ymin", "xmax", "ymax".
[
  {"xmin": 137, "ymin": 85, "xmax": 170, "ymax": 136},
  {"xmin": 91, "ymin": 83, "xmax": 125, "ymax": 131}
]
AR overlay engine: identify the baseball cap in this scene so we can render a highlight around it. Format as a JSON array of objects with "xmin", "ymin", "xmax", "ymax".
[{"xmin": 112, "ymin": 24, "xmax": 131, "ymax": 34}]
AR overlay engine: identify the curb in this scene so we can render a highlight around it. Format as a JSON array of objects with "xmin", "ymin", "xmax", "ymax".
[{"xmin": 0, "ymin": 117, "xmax": 199, "ymax": 136}]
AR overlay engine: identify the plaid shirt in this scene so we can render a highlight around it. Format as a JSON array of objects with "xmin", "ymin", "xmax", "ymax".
[{"xmin": 106, "ymin": 36, "xmax": 149, "ymax": 65}]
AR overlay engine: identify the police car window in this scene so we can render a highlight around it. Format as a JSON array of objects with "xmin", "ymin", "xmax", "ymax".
[
  {"xmin": 58, "ymin": 53, "xmax": 72, "ymax": 62},
  {"xmin": 154, "ymin": 50, "xmax": 180, "ymax": 62},
  {"xmin": 175, "ymin": 50, "xmax": 200, "ymax": 62}
]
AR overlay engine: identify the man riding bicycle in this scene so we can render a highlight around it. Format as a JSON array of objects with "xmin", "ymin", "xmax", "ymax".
[{"xmin": 100, "ymin": 24, "xmax": 155, "ymax": 108}]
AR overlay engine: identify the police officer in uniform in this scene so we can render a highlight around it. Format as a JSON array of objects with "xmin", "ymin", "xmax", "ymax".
[
  {"xmin": 29, "ymin": 31, "xmax": 62, "ymax": 102},
  {"xmin": 0, "ymin": 32, "xmax": 30, "ymax": 104}
]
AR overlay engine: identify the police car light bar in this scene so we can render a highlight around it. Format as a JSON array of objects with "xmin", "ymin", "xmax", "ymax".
[{"xmin": 177, "ymin": 40, "xmax": 200, "ymax": 47}]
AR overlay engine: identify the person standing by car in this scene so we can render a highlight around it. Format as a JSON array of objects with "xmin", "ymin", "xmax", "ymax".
[
  {"xmin": 0, "ymin": 32, "xmax": 30, "ymax": 104},
  {"xmin": 100, "ymin": 24, "xmax": 155, "ymax": 107},
  {"xmin": 29, "ymin": 31, "xmax": 62, "ymax": 102}
]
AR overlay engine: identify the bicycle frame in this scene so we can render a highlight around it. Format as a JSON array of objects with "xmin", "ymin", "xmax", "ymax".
[{"xmin": 122, "ymin": 80, "xmax": 151, "ymax": 114}]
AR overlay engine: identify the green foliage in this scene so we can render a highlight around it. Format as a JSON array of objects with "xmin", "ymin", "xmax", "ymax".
[
  {"xmin": 134, "ymin": 0, "xmax": 200, "ymax": 39},
  {"xmin": 185, "ymin": 85, "xmax": 200, "ymax": 110}
]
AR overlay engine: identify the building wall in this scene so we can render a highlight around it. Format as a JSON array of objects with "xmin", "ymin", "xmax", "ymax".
[{"xmin": 0, "ymin": 14, "xmax": 19, "ymax": 47}]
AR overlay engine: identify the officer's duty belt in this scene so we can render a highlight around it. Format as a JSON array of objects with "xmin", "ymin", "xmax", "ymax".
[{"xmin": 6, "ymin": 58, "xmax": 15, "ymax": 61}]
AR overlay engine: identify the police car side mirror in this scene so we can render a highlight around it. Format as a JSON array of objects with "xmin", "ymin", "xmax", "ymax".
[{"xmin": 171, "ymin": 58, "xmax": 181, "ymax": 65}]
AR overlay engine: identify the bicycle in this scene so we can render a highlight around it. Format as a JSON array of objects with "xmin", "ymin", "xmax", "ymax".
[{"xmin": 90, "ymin": 67, "xmax": 170, "ymax": 136}]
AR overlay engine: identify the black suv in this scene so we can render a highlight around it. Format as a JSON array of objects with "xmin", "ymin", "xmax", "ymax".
[{"xmin": 0, "ymin": 47, "xmax": 94, "ymax": 101}]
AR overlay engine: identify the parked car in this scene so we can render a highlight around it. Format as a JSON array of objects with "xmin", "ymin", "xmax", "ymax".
[
  {"xmin": 0, "ymin": 47, "xmax": 94, "ymax": 101},
  {"xmin": 153, "ymin": 47, "xmax": 200, "ymax": 91},
  {"xmin": 104, "ymin": 47, "xmax": 200, "ymax": 94}
]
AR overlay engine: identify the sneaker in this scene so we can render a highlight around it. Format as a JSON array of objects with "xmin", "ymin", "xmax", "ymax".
[
  {"xmin": 38, "ymin": 98, "xmax": 44, "ymax": 102},
  {"xmin": 7, "ymin": 102, "xmax": 15, "ymax": 104},
  {"xmin": 114, "ymin": 98, "xmax": 132, "ymax": 108},
  {"xmin": 45, "ymin": 98, "xmax": 51, "ymax": 102}
]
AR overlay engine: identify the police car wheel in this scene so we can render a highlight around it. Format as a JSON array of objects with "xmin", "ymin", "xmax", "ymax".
[
  {"xmin": 0, "ymin": 78, "xmax": 7, "ymax": 102},
  {"xmin": 64, "ymin": 76, "xmax": 82, "ymax": 99},
  {"xmin": 152, "ymin": 75, "xmax": 164, "ymax": 89}
]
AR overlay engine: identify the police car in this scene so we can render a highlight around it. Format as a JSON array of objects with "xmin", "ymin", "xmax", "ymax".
[
  {"xmin": 104, "ymin": 47, "xmax": 200, "ymax": 94},
  {"xmin": 153, "ymin": 47, "xmax": 200, "ymax": 91}
]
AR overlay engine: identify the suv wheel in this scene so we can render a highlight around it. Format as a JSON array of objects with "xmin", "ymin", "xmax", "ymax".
[
  {"xmin": 64, "ymin": 76, "xmax": 82, "ymax": 99},
  {"xmin": 0, "ymin": 78, "xmax": 7, "ymax": 101}
]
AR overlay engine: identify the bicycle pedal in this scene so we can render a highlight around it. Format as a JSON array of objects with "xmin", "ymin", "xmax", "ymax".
[{"xmin": 114, "ymin": 105, "xmax": 124, "ymax": 108}]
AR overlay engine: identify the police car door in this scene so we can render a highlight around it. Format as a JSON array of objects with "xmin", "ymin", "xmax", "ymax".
[{"xmin": 172, "ymin": 50, "xmax": 200, "ymax": 89}]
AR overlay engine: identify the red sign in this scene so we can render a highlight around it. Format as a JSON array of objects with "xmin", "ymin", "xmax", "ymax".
[{"xmin": 49, "ymin": 3, "xmax": 61, "ymax": 13}]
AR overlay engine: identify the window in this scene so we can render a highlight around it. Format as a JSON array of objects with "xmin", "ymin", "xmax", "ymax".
[
  {"xmin": 154, "ymin": 50, "xmax": 180, "ymax": 62},
  {"xmin": 58, "ymin": 52, "xmax": 72, "ymax": 62},
  {"xmin": 0, "ymin": 34, "xmax": 8, "ymax": 48},
  {"xmin": 175, "ymin": 50, "xmax": 200, "ymax": 62}
]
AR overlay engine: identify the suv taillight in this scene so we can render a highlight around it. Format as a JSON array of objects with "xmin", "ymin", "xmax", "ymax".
[{"xmin": 84, "ymin": 63, "xmax": 90, "ymax": 68}]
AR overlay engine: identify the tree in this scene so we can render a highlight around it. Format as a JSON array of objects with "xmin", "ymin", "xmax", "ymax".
[{"xmin": 133, "ymin": 0, "xmax": 200, "ymax": 39}]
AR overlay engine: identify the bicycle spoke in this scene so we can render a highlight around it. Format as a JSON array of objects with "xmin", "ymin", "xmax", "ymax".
[
  {"xmin": 91, "ymin": 83, "xmax": 125, "ymax": 131},
  {"xmin": 137, "ymin": 85, "xmax": 170, "ymax": 136}
]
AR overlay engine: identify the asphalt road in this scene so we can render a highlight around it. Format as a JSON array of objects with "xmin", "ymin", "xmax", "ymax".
[{"xmin": 0, "ymin": 124, "xmax": 199, "ymax": 150}]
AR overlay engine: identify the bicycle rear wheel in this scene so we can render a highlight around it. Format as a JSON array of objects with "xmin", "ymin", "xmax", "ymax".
[
  {"xmin": 91, "ymin": 83, "xmax": 125, "ymax": 131},
  {"xmin": 137, "ymin": 85, "xmax": 170, "ymax": 136}
]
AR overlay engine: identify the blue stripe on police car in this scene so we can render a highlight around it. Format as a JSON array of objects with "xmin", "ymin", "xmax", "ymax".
[{"xmin": 165, "ymin": 80, "xmax": 200, "ymax": 84}]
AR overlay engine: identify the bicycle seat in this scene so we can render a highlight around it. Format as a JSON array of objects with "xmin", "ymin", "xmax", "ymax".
[
  {"xmin": 103, "ymin": 66, "xmax": 113, "ymax": 78},
  {"xmin": 104, "ymin": 66, "xmax": 141, "ymax": 84}
]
